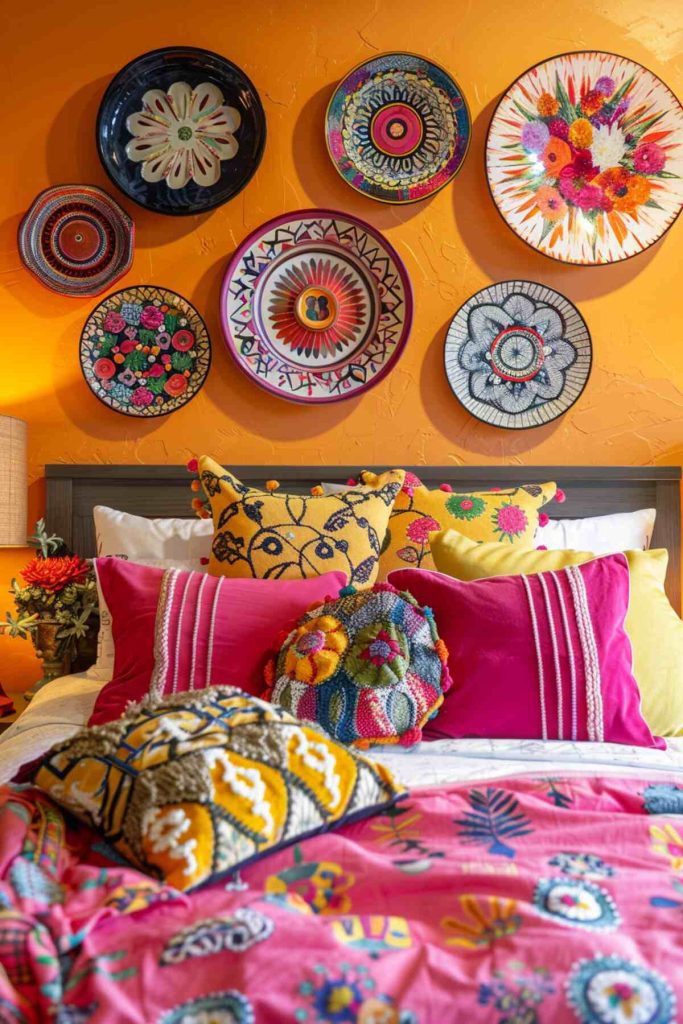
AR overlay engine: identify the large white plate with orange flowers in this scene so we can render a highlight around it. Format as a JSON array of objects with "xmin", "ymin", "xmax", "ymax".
[{"xmin": 486, "ymin": 51, "xmax": 683, "ymax": 264}]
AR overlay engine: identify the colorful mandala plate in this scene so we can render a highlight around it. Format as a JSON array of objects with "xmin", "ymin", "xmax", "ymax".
[
  {"xmin": 220, "ymin": 209, "xmax": 413, "ymax": 403},
  {"xmin": 80, "ymin": 285, "xmax": 211, "ymax": 417},
  {"xmin": 486, "ymin": 51, "xmax": 683, "ymax": 264},
  {"xmin": 18, "ymin": 186, "xmax": 134, "ymax": 297},
  {"xmin": 444, "ymin": 280, "xmax": 592, "ymax": 429},
  {"xmin": 97, "ymin": 46, "xmax": 266, "ymax": 216},
  {"xmin": 326, "ymin": 52, "xmax": 470, "ymax": 203}
]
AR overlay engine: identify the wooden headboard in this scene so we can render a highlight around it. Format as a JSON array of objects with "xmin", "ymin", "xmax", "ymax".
[{"xmin": 45, "ymin": 464, "xmax": 681, "ymax": 613}]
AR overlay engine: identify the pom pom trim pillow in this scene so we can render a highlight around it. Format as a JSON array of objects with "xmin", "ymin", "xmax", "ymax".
[
  {"xmin": 36, "ymin": 686, "xmax": 405, "ymax": 892},
  {"xmin": 198, "ymin": 457, "xmax": 404, "ymax": 588},
  {"xmin": 390, "ymin": 555, "xmax": 663, "ymax": 749},
  {"xmin": 265, "ymin": 583, "xmax": 451, "ymax": 748},
  {"xmin": 90, "ymin": 558, "xmax": 347, "ymax": 726},
  {"xmin": 357, "ymin": 470, "xmax": 557, "ymax": 576},
  {"xmin": 426, "ymin": 529, "xmax": 683, "ymax": 737}
]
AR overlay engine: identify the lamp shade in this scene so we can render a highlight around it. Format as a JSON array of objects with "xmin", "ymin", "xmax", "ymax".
[{"xmin": 0, "ymin": 416, "xmax": 27, "ymax": 546}]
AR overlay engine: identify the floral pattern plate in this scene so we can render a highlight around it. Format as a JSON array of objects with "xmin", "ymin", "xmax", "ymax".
[
  {"xmin": 80, "ymin": 285, "xmax": 211, "ymax": 417},
  {"xmin": 486, "ymin": 51, "xmax": 683, "ymax": 264},
  {"xmin": 444, "ymin": 280, "xmax": 592, "ymax": 429},
  {"xmin": 97, "ymin": 47, "xmax": 266, "ymax": 216},
  {"xmin": 18, "ymin": 185, "xmax": 134, "ymax": 297},
  {"xmin": 220, "ymin": 209, "xmax": 413, "ymax": 403},
  {"xmin": 326, "ymin": 52, "xmax": 470, "ymax": 204}
]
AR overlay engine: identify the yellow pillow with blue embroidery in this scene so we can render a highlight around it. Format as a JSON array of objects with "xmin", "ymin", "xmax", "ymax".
[
  {"xmin": 196, "ymin": 457, "xmax": 404, "ymax": 588},
  {"xmin": 34, "ymin": 686, "xmax": 404, "ymax": 892},
  {"xmin": 358, "ymin": 470, "xmax": 558, "ymax": 575}
]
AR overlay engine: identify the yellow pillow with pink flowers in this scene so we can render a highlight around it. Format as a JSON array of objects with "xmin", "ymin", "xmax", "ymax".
[{"xmin": 357, "ymin": 470, "xmax": 558, "ymax": 576}]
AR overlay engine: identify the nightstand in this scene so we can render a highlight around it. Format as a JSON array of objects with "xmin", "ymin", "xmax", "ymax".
[{"xmin": 0, "ymin": 694, "xmax": 27, "ymax": 734}]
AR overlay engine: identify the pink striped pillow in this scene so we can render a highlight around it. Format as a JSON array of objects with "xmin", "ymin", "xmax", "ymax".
[
  {"xmin": 390, "ymin": 554, "xmax": 663, "ymax": 748},
  {"xmin": 90, "ymin": 559, "xmax": 346, "ymax": 725}
]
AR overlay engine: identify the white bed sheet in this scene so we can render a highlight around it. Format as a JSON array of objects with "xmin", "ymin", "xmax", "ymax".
[{"xmin": 2, "ymin": 673, "xmax": 682, "ymax": 788}]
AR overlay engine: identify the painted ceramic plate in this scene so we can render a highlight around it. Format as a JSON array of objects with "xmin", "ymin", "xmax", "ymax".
[
  {"xmin": 18, "ymin": 186, "xmax": 134, "ymax": 297},
  {"xmin": 444, "ymin": 280, "xmax": 592, "ymax": 429},
  {"xmin": 326, "ymin": 52, "xmax": 470, "ymax": 203},
  {"xmin": 80, "ymin": 285, "xmax": 211, "ymax": 417},
  {"xmin": 221, "ymin": 209, "xmax": 413, "ymax": 403},
  {"xmin": 486, "ymin": 51, "xmax": 683, "ymax": 264},
  {"xmin": 97, "ymin": 46, "xmax": 266, "ymax": 216}
]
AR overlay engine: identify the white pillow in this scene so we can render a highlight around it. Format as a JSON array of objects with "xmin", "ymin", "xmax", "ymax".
[
  {"xmin": 536, "ymin": 508, "xmax": 656, "ymax": 553},
  {"xmin": 0, "ymin": 673, "xmax": 106, "ymax": 784},
  {"xmin": 91, "ymin": 506, "xmax": 213, "ymax": 678}
]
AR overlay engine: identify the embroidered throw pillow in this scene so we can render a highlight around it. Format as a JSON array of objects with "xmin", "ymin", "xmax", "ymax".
[
  {"xmin": 89, "ymin": 559, "xmax": 347, "ymax": 726},
  {"xmin": 425, "ymin": 530, "xmax": 683, "ymax": 737},
  {"xmin": 198, "ymin": 458, "xmax": 404, "ymax": 588},
  {"xmin": 265, "ymin": 583, "xmax": 451, "ymax": 748},
  {"xmin": 390, "ymin": 556, "xmax": 663, "ymax": 748},
  {"xmin": 36, "ymin": 687, "xmax": 404, "ymax": 891},
  {"xmin": 356, "ymin": 471, "xmax": 557, "ymax": 576}
]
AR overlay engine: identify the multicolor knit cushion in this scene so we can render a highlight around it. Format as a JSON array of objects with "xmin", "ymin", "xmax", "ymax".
[
  {"xmin": 265, "ymin": 583, "xmax": 451, "ymax": 748},
  {"xmin": 35, "ymin": 686, "xmax": 404, "ymax": 892},
  {"xmin": 358, "ymin": 470, "xmax": 558, "ymax": 577}
]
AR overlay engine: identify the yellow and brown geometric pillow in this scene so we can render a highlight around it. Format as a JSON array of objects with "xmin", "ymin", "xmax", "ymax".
[
  {"xmin": 34, "ymin": 686, "xmax": 404, "ymax": 892},
  {"xmin": 359, "ymin": 470, "xmax": 557, "ymax": 576},
  {"xmin": 198, "ymin": 457, "xmax": 404, "ymax": 588}
]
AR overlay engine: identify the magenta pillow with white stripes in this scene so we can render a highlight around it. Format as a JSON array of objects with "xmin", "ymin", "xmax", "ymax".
[
  {"xmin": 390, "ymin": 554, "xmax": 663, "ymax": 748},
  {"xmin": 90, "ymin": 558, "xmax": 347, "ymax": 726}
]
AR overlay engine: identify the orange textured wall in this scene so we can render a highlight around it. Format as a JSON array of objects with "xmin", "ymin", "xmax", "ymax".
[{"xmin": 1, "ymin": 0, "xmax": 682, "ymax": 689}]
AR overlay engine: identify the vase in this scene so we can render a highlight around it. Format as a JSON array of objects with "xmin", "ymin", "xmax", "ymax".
[{"xmin": 26, "ymin": 619, "xmax": 71, "ymax": 700}]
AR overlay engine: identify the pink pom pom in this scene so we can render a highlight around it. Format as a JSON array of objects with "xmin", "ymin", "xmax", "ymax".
[
  {"xmin": 536, "ymin": 545, "xmax": 548, "ymax": 551},
  {"xmin": 439, "ymin": 483, "xmax": 453, "ymax": 493},
  {"xmin": 186, "ymin": 458, "xmax": 198, "ymax": 474},
  {"xmin": 538, "ymin": 512, "xmax": 550, "ymax": 527},
  {"xmin": 490, "ymin": 486, "xmax": 502, "ymax": 492},
  {"xmin": 346, "ymin": 478, "xmax": 357, "ymax": 487},
  {"xmin": 555, "ymin": 488, "xmax": 566, "ymax": 503}
]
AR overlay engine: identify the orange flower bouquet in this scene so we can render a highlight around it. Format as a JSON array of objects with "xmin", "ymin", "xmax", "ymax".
[{"xmin": 4, "ymin": 520, "xmax": 98, "ymax": 673}]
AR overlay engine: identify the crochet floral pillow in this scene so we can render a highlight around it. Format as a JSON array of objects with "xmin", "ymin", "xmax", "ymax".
[{"xmin": 265, "ymin": 583, "xmax": 451, "ymax": 748}]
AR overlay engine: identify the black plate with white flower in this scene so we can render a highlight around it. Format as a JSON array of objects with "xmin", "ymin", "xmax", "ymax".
[
  {"xmin": 97, "ymin": 46, "xmax": 266, "ymax": 216},
  {"xmin": 444, "ymin": 281, "xmax": 592, "ymax": 429}
]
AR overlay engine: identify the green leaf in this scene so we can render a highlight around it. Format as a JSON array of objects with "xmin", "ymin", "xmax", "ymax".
[
  {"xmin": 539, "ymin": 218, "xmax": 555, "ymax": 242},
  {"xmin": 644, "ymin": 199, "xmax": 664, "ymax": 210},
  {"xmin": 124, "ymin": 349, "xmax": 148, "ymax": 373},
  {"xmin": 138, "ymin": 328, "xmax": 157, "ymax": 345},
  {"xmin": 629, "ymin": 112, "xmax": 666, "ymax": 139},
  {"xmin": 610, "ymin": 74, "xmax": 635, "ymax": 108},
  {"xmin": 146, "ymin": 374, "xmax": 168, "ymax": 395},
  {"xmin": 554, "ymin": 72, "xmax": 574, "ymax": 123},
  {"xmin": 171, "ymin": 351, "xmax": 193, "ymax": 372},
  {"xmin": 513, "ymin": 99, "xmax": 538, "ymax": 122},
  {"xmin": 655, "ymin": 170, "xmax": 680, "ymax": 179}
]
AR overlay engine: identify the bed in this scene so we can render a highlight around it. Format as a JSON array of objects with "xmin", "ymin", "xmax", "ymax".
[{"xmin": 0, "ymin": 464, "xmax": 681, "ymax": 1023}]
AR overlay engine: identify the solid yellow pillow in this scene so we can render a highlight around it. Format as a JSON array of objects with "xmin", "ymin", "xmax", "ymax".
[
  {"xmin": 198, "ymin": 457, "xmax": 404, "ymax": 589},
  {"xmin": 359, "ymin": 470, "xmax": 557, "ymax": 576},
  {"xmin": 429, "ymin": 529, "xmax": 683, "ymax": 737}
]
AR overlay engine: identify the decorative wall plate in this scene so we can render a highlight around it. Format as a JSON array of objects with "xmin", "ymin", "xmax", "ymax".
[
  {"xmin": 444, "ymin": 280, "xmax": 591, "ymax": 429},
  {"xmin": 97, "ymin": 46, "xmax": 266, "ymax": 216},
  {"xmin": 326, "ymin": 52, "xmax": 470, "ymax": 204},
  {"xmin": 220, "ymin": 209, "xmax": 413, "ymax": 403},
  {"xmin": 18, "ymin": 186, "xmax": 134, "ymax": 297},
  {"xmin": 80, "ymin": 285, "xmax": 211, "ymax": 417},
  {"xmin": 486, "ymin": 51, "xmax": 683, "ymax": 264}
]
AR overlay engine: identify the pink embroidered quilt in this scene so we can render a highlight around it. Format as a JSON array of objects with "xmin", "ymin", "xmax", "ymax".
[{"xmin": 1, "ymin": 773, "xmax": 682, "ymax": 1023}]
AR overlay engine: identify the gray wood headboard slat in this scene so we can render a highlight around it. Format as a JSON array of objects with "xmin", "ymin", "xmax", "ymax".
[{"xmin": 45, "ymin": 464, "xmax": 681, "ymax": 613}]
